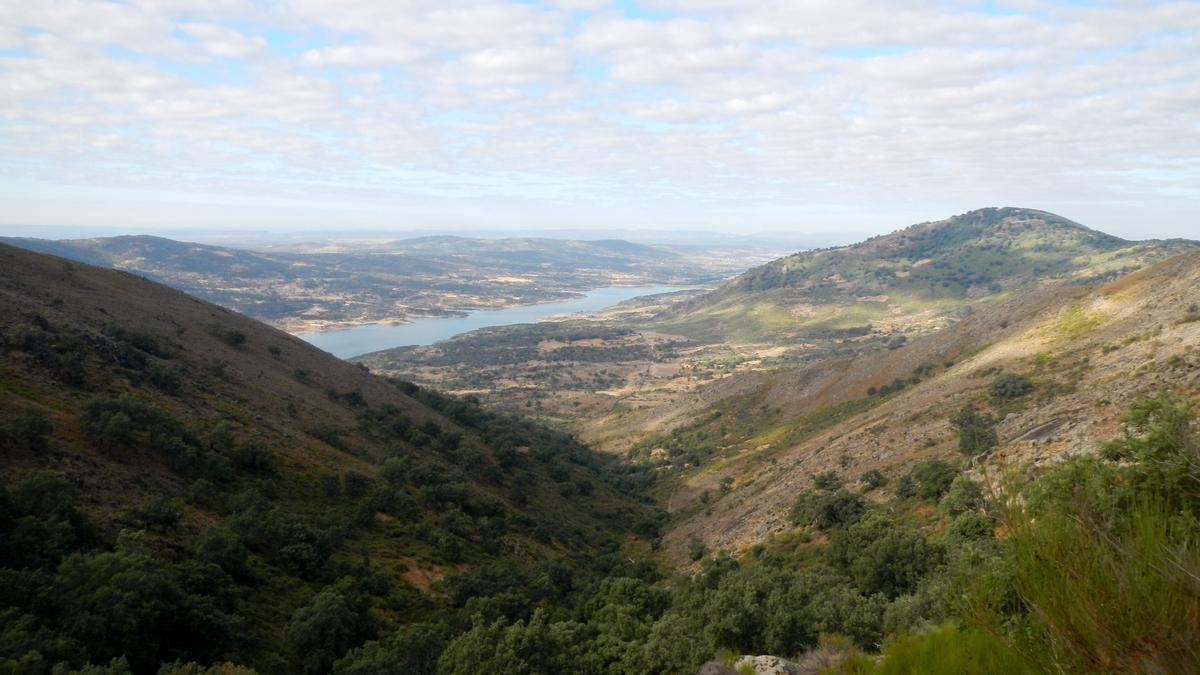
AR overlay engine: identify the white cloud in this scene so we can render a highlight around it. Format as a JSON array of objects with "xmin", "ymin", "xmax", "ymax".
[
  {"xmin": 180, "ymin": 22, "xmax": 267, "ymax": 59},
  {"xmin": 0, "ymin": 0, "xmax": 1197, "ymax": 235}
]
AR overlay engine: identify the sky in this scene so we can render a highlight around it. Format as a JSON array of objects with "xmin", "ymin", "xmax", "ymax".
[{"xmin": 0, "ymin": 0, "xmax": 1198, "ymax": 240}]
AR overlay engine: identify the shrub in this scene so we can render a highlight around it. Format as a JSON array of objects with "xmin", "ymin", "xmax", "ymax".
[
  {"xmin": 210, "ymin": 324, "xmax": 247, "ymax": 348},
  {"xmin": 130, "ymin": 495, "xmax": 182, "ymax": 531},
  {"xmin": 989, "ymin": 372, "xmax": 1034, "ymax": 400},
  {"xmin": 149, "ymin": 364, "xmax": 182, "ymax": 394},
  {"xmin": 1, "ymin": 407, "xmax": 53, "ymax": 451},
  {"xmin": 950, "ymin": 405, "xmax": 998, "ymax": 457},
  {"xmin": 335, "ymin": 622, "xmax": 449, "ymax": 675},
  {"xmin": 229, "ymin": 440, "xmax": 278, "ymax": 475},
  {"xmin": 860, "ymin": 469, "xmax": 888, "ymax": 491},
  {"xmin": 812, "ymin": 470, "xmax": 843, "ymax": 491},
  {"xmin": 342, "ymin": 470, "xmax": 371, "ymax": 498},
  {"xmin": 688, "ymin": 536, "xmax": 707, "ymax": 561},
  {"xmin": 898, "ymin": 459, "xmax": 958, "ymax": 501},
  {"xmin": 829, "ymin": 513, "xmax": 943, "ymax": 598},
  {"xmin": 938, "ymin": 476, "xmax": 984, "ymax": 517},
  {"xmin": 789, "ymin": 490, "xmax": 867, "ymax": 530},
  {"xmin": 52, "ymin": 547, "xmax": 238, "ymax": 672}
]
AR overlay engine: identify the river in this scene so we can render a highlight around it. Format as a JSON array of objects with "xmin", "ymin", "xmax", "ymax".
[{"xmin": 297, "ymin": 285, "xmax": 696, "ymax": 359}]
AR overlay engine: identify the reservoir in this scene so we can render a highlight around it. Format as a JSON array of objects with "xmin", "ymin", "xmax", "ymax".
[{"xmin": 297, "ymin": 285, "xmax": 695, "ymax": 359}]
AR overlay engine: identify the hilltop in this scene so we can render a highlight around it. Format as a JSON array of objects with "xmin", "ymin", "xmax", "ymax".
[{"xmin": 0, "ymin": 243, "xmax": 661, "ymax": 673}]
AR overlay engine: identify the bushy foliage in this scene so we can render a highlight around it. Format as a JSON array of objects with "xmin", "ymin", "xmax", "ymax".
[
  {"xmin": 896, "ymin": 459, "xmax": 958, "ymax": 501},
  {"xmin": 950, "ymin": 405, "xmax": 998, "ymax": 457},
  {"xmin": 968, "ymin": 393, "xmax": 1200, "ymax": 674},
  {"xmin": 829, "ymin": 513, "xmax": 943, "ymax": 598},
  {"xmin": 860, "ymin": 469, "xmax": 888, "ymax": 491},
  {"xmin": 285, "ymin": 586, "xmax": 375, "ymax": 675},
  {"xmin": 872, "ymin": 623, "xmax": 1034, "ymax": 674},
  {"xmin": 938, "ymin": 475, "xmax": 984, "ymax": 517},
  {"xmin": 812, "ymin": 470, "xmax": 844, "ymax": 491},
  {"xmin": 789, "ymin": 490, "xmax": 867, "ymax": 530},
  {"xmin": 989, "ymin": 372, "xmax": 1034, "ymax": 400}
]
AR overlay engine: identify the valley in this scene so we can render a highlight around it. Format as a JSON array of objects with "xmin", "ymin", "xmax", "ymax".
[{"xmin": 2, "ymin": 206, "xmax": 1199, "ymax": 674}]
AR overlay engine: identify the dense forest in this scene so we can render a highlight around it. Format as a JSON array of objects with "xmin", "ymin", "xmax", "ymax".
[{"xmin": 4, "ymin": 387, "xmax": 1196, "ymax": 673}]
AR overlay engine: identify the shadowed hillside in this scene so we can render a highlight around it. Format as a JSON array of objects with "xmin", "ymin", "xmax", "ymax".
[{"xmin": 0, "ymin": 243, "xmax": 661, "ymax": 673}]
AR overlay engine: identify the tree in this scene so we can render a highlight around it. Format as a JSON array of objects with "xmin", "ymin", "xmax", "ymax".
[
  {"xmin": 2, "ymin": 408, "xmax": 53, "ymax": 451},
  {"xmin": 951, "ymin": 405, "xmax": 998, "ymax": 457},
  {"xmin": 52, "ymin": 545, "xmax": 237, "ymax": 672},
  {"xmin": 829, "ymin": 513, "xmax": 942, "ymax": 598},
  {"xmin": 285, "ymin": 588, "xmax": 374, "ymax": 675}
]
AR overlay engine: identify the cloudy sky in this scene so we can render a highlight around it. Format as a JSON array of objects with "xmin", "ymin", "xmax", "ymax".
[{"xmin": 1, "ymin": 0, "xmax": 1198, "ymax": 238}]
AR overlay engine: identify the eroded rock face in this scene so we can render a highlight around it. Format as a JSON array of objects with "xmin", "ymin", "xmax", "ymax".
[{"xmin": 734, "ymin": 654, "xmax": 804, "ymax": 675}]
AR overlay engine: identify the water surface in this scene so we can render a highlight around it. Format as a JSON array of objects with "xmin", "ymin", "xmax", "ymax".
[{"xmin": 298, "ymin": 285, "xmax": 694, "ymax": 359}]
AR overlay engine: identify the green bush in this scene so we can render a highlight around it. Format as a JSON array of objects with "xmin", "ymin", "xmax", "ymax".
[
  {"xmin": 989, "ymin": 372, "xmax": 1034, "ymax": 400},
  {"xmin": 52, "ymin": 545, "xmax": 238, "ymax": 672},
  {"xmin": 938, "ymin": 476, "xmax": 984, "ymax": 517},
  {"xmin": 285, "ymin": 587, "xmax": 375, "ymax": 675},
  {"xmin": 860, "ymin": 469, "xmax": 888, "ymax": 491},
  {"xmin": 813, "ymin": 470, "xmax": 844, "ymax": 491},
  {"xmin": 897, "ymin": 459, "xmax": 958, "ymax": 501},
  {"xmin": 950, "ymin": 405, "xmax": 998, "ymax": 457},
  {"xmin": 0, "ymin": 407, "xmax": 53, "ymax": 451},
  {"xmin": 789, "ymin": 490, "xmax": 867, "ymax": 530},
  {"xmin": 829, "ymin": 513, "xmax": 943, "ymax": 598}
]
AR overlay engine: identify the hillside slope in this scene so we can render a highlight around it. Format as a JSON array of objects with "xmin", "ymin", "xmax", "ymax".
[
  {"xmin": 0, "ymin": 243, "xmax": 660, "ymax": 673},
  {"xmin": 658, "ymin": 250, "xmax": 1200, "ymax": 562}
]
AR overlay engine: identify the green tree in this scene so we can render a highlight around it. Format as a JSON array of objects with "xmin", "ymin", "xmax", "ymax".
[
  {"xmin": 284, "ymin": 588, "xmax": 375, "ymax": 675},
  {"xmin": 829, "ymin": 513, "xmax": 942, "ymax": 598}
]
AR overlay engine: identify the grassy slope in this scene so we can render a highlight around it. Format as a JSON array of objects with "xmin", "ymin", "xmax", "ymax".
[
  {"xmin": 656, "ymin": 250, "xmax": 1200, "ymax": 563},
  {"xmin": 0, "ymin": 243, "xmax": 659, "ymax": 666}
]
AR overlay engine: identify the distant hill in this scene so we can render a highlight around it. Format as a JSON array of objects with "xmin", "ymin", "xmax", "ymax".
[
  {"xmin": 653, "ymin": 207, "xmax": 1198, "ymax": 343},
  {"xmin": 0, "ymin": 243, "xmax": 660, "ymax": 672},
  {"xmin": 0, "ymin": 234, "xmax": 724, "ymax": 332}
]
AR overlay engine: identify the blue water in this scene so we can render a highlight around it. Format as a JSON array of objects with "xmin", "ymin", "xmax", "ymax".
[{"xmin": 298, "ymin": 285, "xmax": 695, "ymax": 359}]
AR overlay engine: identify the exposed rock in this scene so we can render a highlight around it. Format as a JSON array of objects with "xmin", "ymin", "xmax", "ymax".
[{"xmin": 734, "ymin": 654, "xmax": 803, "ymax": 674}]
